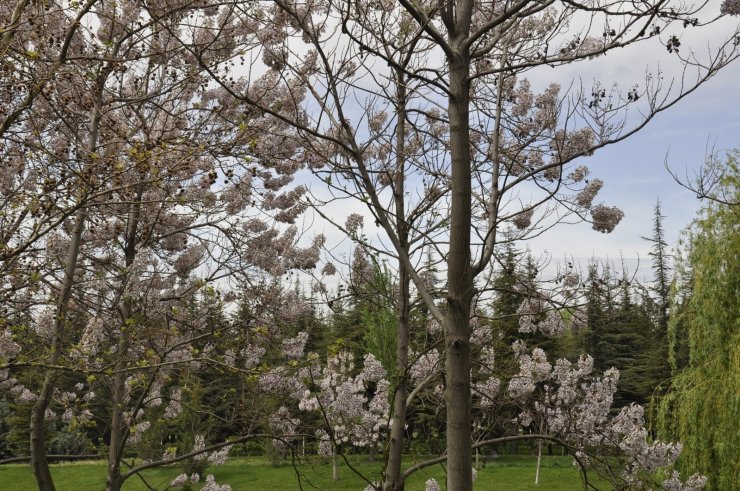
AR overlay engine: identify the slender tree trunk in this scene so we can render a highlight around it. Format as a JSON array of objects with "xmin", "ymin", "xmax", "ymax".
[
  {"xmin": 535, "ymin": 440, "xmax": 542, "ymax": 485},
  {"xmin": 29, "ymin": 67, "xmax": 106, "ymax": 491},
  {"xmin": 332, "ymin": 446, "xmax": 339, "ymax": 481},
  {"xmin": 30, "ymin": 209, "xmax": 86, "ymax": 491},
  {"xmin": 105, "ymin": 357, "xmax": 127, "ymax": 491},
  {"xmin": 384, "ymin": 72, "xmax": 411, "ymax": 491},
  {"xmin": 445, "ymin": 46, "xmax": 474, "ymax": 490},
  {"xmin": 106, "ymin": 187, "xmax": 143, "ymax": 491},
  {"xmin": 384, "ymin": 261, "xmax": 410, "ymax": 491}
]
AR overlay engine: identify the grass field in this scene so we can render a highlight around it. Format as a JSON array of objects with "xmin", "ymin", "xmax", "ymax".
[{"xmin": 0, "ymin": 455, "xmax": 595, "ymax": 490}]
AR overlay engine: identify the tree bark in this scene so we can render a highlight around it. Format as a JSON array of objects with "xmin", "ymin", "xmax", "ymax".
[
  {"xmin": 383, "ymin": 263, "xmax": 410, "ymax": 491},
  {"xmin": 332, "ymin": 446, "xmax": 339, "ymax": 481},
  {"xmin": 445, "ymin": 44, "xmax": 474, "ymax": 491},
  {"xmin": 535, "ymin": 440, "xmax": 542, "ymax": 485},
  {"xmin": 29, "ymin": 187, "xmax": 87, "ymax": 491},
  {"xmin": 105, "ymin": 360, "xmax": 127, "ymax": 491},
  {"xmin": 106, "ymin": 185, "xmax": 143, "ymax": 491},
  {"xmin": 384, "ymin": 72, "xmax": 411, "ymax": 491}
]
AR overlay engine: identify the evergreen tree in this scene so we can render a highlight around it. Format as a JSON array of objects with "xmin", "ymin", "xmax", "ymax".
[
  {"xmin": 490, "ymin": 242, "xmax": 525, "ymax": 344},
  {"xmin": 584, "ymin": 261, "xmax": 617, "ymax": 374},
  {"xmin": 643, "ymin": 200, "xmax": 672, "ymax": 336},
  {"xmin": 666, "ymin": 238, "xmax": 694, "ymax": 373},
  {"xmin": 642, "ymin": 201, "xmax": 672, "ymax": 384},
  {"xmin": 584, "ymin": 262, "xmax": 658, "ymax": 407}
]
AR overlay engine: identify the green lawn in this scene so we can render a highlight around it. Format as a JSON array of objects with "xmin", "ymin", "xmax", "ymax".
[{"xmin": 0, "ymin": 455, "xmax": 592, "ymax": 490}]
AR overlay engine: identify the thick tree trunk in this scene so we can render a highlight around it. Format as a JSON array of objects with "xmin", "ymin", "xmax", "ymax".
[
  {"xmin": 445, "ymin": 49, "xmax": 474, "ymax": 491},
  {"xmin": 384, "ymin": 73, "xmax": 411, "ymax": 491}
]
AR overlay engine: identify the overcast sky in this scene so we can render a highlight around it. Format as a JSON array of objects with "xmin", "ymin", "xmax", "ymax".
[
  {"xmin": 526, "ymin": 32, "xmax": 740, "ymax": 281},
  {"xmin": 301, "ymin": 4, "xmax": 740, "ymax": 287}
]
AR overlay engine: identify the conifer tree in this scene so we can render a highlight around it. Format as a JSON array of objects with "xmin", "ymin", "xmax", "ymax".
[{"xmin": 643, "ymin": 201, "xmax": 673, "ymax": 384}]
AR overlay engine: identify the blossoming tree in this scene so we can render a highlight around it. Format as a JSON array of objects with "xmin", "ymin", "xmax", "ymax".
[
  {"xmin": 0, "ymin": 2, "xmax": 318, "ymax": 490},
  {"xmin": 174, "ymin": 0, "xmax": 739, "ymax": 488}
]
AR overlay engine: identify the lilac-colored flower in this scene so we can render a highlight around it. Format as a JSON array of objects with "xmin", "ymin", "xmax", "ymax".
[
  {"xmin": 164, "ymin": 388, "xmax": 182, "ymax": 419},
  {"xmin": 321, "ymin": 262, "xmax": 337, "ymax": 276},
  {"xmin": 512, "ymin": 208, "xmax": 534, "ymax": 230},
  {"xmin": 721, "ymin": 0, "xmax": 740, "ymax": 15},
  {"xmin": 193, "ymin": 435, "xmax": 207, "ymax": 461},
  {"xmin": 576, "ymin": 179, "xmax": 603, "ymax": 208},
  {"xmin": 345, "ymin": 213, "xmax": 364, "ymax": 235},
  {"xmin": 568, "ymin": 165, "xmax": 590, "ymax": 182},
  {"xmin": 0, "ymin": 330, "xmax": 21, "ymax": 360},
  {"xmin": 591, "ymin": 205, "xmax": 624, "ymax": 233},
  {"xmin": 425, "ymin": 478, "xmax": 441, "ymax": 491},
  {"xmin": 241, "ymin": 344, "xmax": 265, "ymax": 370},
  {"xmin": 539, "ymin": 310, "xmax": 566, "ymax": 337},
  {"xmin": 282, "ymin": 332, "xmax": 308, "ymax": 359},
  {"xmin": 170, "ymin": 474, "xmax": 188, "ymax": 487},
  {"xmin": 662, "ymin": 471, "xmax": 708, "ymax": 491},
  {"xmin": 208, "ymin": 445, "xmax": 232, "ymax": 465}
]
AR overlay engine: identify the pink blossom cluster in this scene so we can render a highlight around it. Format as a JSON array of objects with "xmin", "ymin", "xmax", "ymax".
[
  {"xmin": 425, "ymin": 478, "xmax": 441, "ymax": 491},
  {"xmin": 200, "ymin": 474, "xmax": 232, "ymax": 491},
  {"xmin": 128, "ymin": 422, "xmax": 151, "ymax": 445},
  {"xmin": 409, "ymin": 349, "xmax": 442, "ymax": 383},
  {"xmin": 575, "ymin": 179, "xmax": 603, "ymax": 208},
  {"xmin": 193, "ymin": 435, "xmax": 208, "ymax": 462},
  {"xmin": 663, "ymin": 471, "xmax": 708, "ymax": 490},
  {"xmin": 164, "ymin": 388, "xmax": 183, "ymax": 419},
  {"xmin": 515, "ymin": 297, "xmax": 544, "ymax": 333},
  {"xmin": 591, "ymin": 205, "xmax": 625, "ymax": 233},
  {"xmin": 295, "ymin": 352, "xmax": 390, "ymax": 449},
  {"xmin": 550, "ymin": 128, "xmax": 596, "ymax": 163},
  {"xmin": 282, "ymin": 332, "xmax": 308, "ymax": 360},
  {"xmin": 504, "ymin": 345, "xmax": 692, "ymax": 484},
  {"xmin": 721, "ymin": 0, "xmax": 740, "ymax": 15},
  {"xmin": 568, "ymin": 165, "xmax": 590, "ymax": 182},
  {"xmin": 0, "ymin": 330, "xmax": 20, "ymax": 360},
  {"xmin": 269, "ymin": 406, "xmax": 300, "ymax": 452},
  {"xmin": 345, "ymin": 213, "xmax": 364, "ymax": 235},
  {"xmin": 207, "ymin": 445, "xmax": 233, "ymax": 466},
  {"xmin": 241, "ymin": 344, "xmax": 266, "ymax": 370},
  {"xmin": 516, "ymin": 295, "xmax": 585, "ymax": 337},
  {"xmin": 512, "ymin": 208, "xmax": 534, "ymax": 230},
  {"xmin": 170, "ymin": 474, "xmax": 189, "ymax": 487}
]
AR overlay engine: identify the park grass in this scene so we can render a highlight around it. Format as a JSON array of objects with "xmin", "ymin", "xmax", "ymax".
[{"xmin": 0, "ymin": 455, "xmax": 592, "ymax": 490}]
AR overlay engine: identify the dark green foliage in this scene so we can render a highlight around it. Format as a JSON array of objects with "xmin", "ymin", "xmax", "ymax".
[
  {"xmin": 666, "ymin": 241, "xmax": 693, "ymax": 373},
  {"xmin": 48, "ymin": 431, "xmax": 92, "ymax": 456},
  {"xmin": 583, "ymin": 262, "xmax": 666, "ymax": 407},
  {"xmin": 0, "ymin": 399, "xmax": 14, "ymax": 458},
  {"xmin": 642, "ymin": 201, "xmax": 673, "ymax": 386}
]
